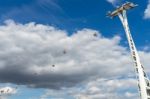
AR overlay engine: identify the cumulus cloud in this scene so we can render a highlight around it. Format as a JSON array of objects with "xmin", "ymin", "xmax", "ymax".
[
  {"xmin": 0, "ymin": 20, "xmax": 134, "ymax": 89},
  {"xmin": 144, "ymin": 0, "xmax": 150, "ymax": 19},
  {"xmin": 0, "ymin": 20, "xmax": 149, "ymax": 99}
]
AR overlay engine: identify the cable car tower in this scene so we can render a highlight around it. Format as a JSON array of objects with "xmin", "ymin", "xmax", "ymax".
[{"xmin": 108, "ymin": 2, "xmax": 150, "ymax": 99}]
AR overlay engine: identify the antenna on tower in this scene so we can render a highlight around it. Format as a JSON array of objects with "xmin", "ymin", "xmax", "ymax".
[{"xmin": 107, "ymin": 2, "xmax": 150, "ymax": 99}]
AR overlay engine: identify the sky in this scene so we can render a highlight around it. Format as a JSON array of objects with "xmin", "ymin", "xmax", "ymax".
[{"xmin": 0, "ymin": 0, "xmax": 150, "ymax": 99}]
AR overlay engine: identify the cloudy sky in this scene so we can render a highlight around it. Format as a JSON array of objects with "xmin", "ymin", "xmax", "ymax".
[{"xmin": 0, "ymin": 0, "xmax": 150, "ymax": 99}]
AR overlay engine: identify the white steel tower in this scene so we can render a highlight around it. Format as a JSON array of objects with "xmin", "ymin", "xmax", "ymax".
[{"xmin": 108, "ymin": 2, "xmax": 150, "ymax": 99}]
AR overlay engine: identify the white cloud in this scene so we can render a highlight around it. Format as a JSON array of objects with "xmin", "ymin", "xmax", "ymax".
[
  {"xmin": 107, "ymin": 0, "xmax": 117, "ymax": 4},
  {"xmin": 41, "ymin": 78, "xmax": 138, "ymax": 99},
  {"xmin": 0, "ymin": 20, "xmax": 134, "ymax": 89},
  {"xmin": 144, "ymin": 0, "xmax": 150, "ymax": 19},
  {"xmin": 0, "ymin": 20, "xmax": 149, "ymax": 99},
  {"xmin": 106, "ymin": 0, "xmax": 119, "ymax": 6},
  {"xmin": 0, "ymin": 86, "xmax": 17, "ymax": 99},
  {"xmin": 74, "ymin": 78, "xmax": 138, "ymax": 99},
  {"xmin": 0, "ymin": 86, "xmax": 16, "ymax": 95}
]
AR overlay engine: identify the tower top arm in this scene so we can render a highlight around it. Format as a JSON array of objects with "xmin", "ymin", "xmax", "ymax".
[{"xmin": 107, "ymin": 2, "xmax": 138, "ymax": 18}]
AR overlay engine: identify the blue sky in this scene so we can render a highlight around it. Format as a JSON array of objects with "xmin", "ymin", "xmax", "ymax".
[
  {"xmin": 0, "ymin": 0, "xmax": 148, "ymax": 45},
  {"xmin": 0, "ymin": 1, "xmax": 147, "ymax": 32},
  {"xmin": 0, "ymin": 0, "xmax": 148, "ymax": 43},
  {"xmin": 0, "ymin": 0, "xmax": 150, "ymax": 99}
]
